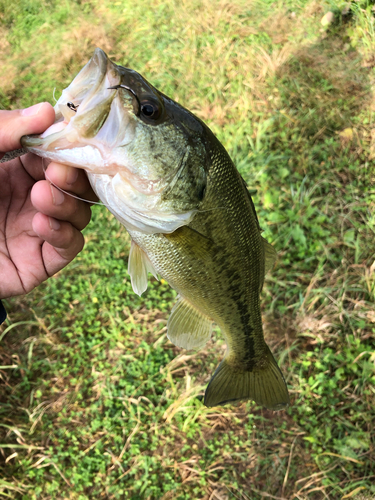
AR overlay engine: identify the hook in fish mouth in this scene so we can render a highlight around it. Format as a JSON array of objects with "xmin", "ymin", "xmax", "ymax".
[
  {"xmin": 67, "ymin": 102, "xmax": 79, "ymax": 112},
  {"xmin": 21, "ymin": 49, "xmax": 127, "ymax": 159}
]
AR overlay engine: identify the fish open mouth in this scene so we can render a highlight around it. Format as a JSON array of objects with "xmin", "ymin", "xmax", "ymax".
[
  {"xmin": 21, "ymin": 48, "xmax": 135, "ymax": 174},
  {"xmin": 21, "ymin": 48, "xmax": 200, "ymax": 234}
]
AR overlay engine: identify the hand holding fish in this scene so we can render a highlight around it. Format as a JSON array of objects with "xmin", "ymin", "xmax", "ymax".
[{"xmin": 0, "ymin": 103, "xmax": 96, "ymax": 299}]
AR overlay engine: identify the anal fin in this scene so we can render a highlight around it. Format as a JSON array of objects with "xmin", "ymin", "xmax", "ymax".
[
  {"xmin": 128, "ymin": 240, "xmax": 158, "ymax": 296},
  {"xmin": 167, "ymin": 295, "xmax": 212, "ymax": 350}
]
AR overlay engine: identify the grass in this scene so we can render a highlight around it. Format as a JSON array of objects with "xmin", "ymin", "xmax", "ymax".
[{"xmin": 0, "ymin": 0, "xmax": 375, "ymax": 498}]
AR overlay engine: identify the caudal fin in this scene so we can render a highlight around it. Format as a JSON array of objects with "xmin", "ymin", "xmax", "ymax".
[{"xmin": 204, "ymin": 346, "xmax": 289, "ymax": 410}]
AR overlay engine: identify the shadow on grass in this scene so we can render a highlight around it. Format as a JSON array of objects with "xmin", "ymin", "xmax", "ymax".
[{"xmin": 276, "ymin": 31, "xmax": 373, "ymax": 154}]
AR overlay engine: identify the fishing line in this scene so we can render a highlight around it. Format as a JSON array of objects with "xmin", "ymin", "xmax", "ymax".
[
  {"xmin": 52, "ymin": 88, "xmax": 59, "ymax": 103},
  {"xmin": 42, "ymin": 158, "xmax": 105, "ymax": 206},
  {"xmin": 42, "ymin": 158, "xmax": 225, "ymax": 211}
]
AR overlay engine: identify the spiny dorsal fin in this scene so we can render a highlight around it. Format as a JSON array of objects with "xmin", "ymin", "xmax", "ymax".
[
  {"xmin": 240, "ymin": 176, "xmax": 262, "ymax": 232},
  {"xmin": 262, "ymin": 236, "xmax": 277, "ymax": 275},
  {"xmin": 204, "ymin": 344, "xmax": 289, "ymax": 410},
  {"xmin": 167, "ymin": 295, "xmax": 213, "ymax": 350},
  {"xmin": 128, "ymin": 240, "xmax": 158, "ymax": 296}
]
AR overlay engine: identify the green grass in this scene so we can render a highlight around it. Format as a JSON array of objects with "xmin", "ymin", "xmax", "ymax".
[{"xmin": 0, "ymin": 0, "xmax": 375, "ymax": 499}]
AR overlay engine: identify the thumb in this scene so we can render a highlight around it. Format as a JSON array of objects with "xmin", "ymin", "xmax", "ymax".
[{"xmin": 0, "ymin": 102, "xmax": 55, "ymax": 154}]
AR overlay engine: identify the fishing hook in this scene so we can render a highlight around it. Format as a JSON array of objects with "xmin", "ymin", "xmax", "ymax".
[
  {"xmin": 67, "ymin": 102, "xmax": 79, "ymax": 112},
  {"xmin": 107, "ymin": 84, "xmax": 141, "ymax": 109}
]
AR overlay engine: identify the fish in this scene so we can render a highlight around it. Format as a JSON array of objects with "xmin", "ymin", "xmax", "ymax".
[{"xmin": 22, "ymin": 48, "xmax": 289, "ymax": 410}]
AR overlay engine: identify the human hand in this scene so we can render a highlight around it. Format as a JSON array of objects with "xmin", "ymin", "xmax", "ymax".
[{"xmin": 0, "ymin": 102, "xmax": 97, "ymax": 299}]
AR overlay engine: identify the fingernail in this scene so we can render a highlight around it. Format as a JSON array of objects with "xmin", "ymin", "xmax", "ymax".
[
  {"xmin": 50, "ymin": 184, "xmax": 65, "ymax": 205},
  {"xmin": 49, "ymin": 217, "xmax": 61, "ymax": 230},
  {"xmin": 66, "ymin": 167, "xmax": 78, "ymax": 185},
  {"xmin": 21, "ymin": 102, "xmax": 45, "ymax": 117}
]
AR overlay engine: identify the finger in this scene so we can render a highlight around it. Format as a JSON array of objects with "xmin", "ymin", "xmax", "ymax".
[
  {"xmin": 32, "ymin": 212, "xmax": 85, "ymax": 276},
  {"xmin": 45, "ymin": 162, "xmax": 98, "ymax": 202},
  {"xmin": 0, "ymin": 103, "xmax": 55, "ymax": 155},
  {"xmin": 20, "ymin": 152, "xmax": 51, "ymax": 181},
  {"xmin": 31, "ymin": 180, "xmax": 92, "ymax": 231}
]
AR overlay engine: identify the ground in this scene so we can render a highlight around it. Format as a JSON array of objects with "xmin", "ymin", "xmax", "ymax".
[{"xmin": 0, "ymin": 0, "xmax": 374, "ymax": 499}]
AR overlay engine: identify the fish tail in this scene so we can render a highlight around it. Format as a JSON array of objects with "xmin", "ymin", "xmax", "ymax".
[{"xmin": 203, "ymin": 345, "xmax": 289, "ymax": 410}]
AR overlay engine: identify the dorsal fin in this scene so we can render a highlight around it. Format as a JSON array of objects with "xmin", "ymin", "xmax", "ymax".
[{"xmin": 240, "ymin": 176, "xmax": 262, "ymax": 232}]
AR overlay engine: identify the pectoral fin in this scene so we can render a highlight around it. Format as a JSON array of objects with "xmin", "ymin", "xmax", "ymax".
[
  {"xmin": 164, "ymin": 226, "xmax": 213, "ymax": 262},
  {"xmin": 167, "ymin": 295, "xmax": 213, "ymax": 350},
  {"xmin": 128, "ymin": 240, "xmax": 158, "ymax": 296}
]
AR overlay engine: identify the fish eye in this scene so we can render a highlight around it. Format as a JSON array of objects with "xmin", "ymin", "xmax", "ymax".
[{"xmin": 140, "ymin": 100, "xmax": 162, "ymax": 122}]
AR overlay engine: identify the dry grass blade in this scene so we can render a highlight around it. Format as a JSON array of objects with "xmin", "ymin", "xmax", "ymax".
[
  {"xmin": 255, "ymin": 46, "xmax": 292, "ymax": 80},
  {"xmin": 0, "ymin": 479, "xmax": 27, "ymax": 495},
  {"xmin": 250, "ymin": 488, "xmax": 288, "ymax": 500},
  {"xmin": 318, "ymin": 452, "xmax": 365, "ymax": 466},
  {"xmin": 281, "ymin": 435, "xmax": 298, "ymax": 496},
  {"xmin": 341, "ymin": 486, "xmax": 368, "ymax": 499},
  {"xmin": 0, "ymin": 444, "xmax": 44, "ymax": 450}
]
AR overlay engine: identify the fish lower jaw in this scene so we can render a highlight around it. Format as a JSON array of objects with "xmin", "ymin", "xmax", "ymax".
[{"xmin": 21, "ymin": 141, "xmax": 118, "ymax": 175}]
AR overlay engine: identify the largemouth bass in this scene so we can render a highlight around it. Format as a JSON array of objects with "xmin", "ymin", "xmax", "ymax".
[{"xmin": 22, "ymin": 48, "xmax": 289, "ymax": 410}]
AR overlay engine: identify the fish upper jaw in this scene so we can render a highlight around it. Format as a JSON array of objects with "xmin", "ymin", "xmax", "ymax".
[{"xmin": 21, "ymin": 48, "xmax": 136, "ymax": 175}]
